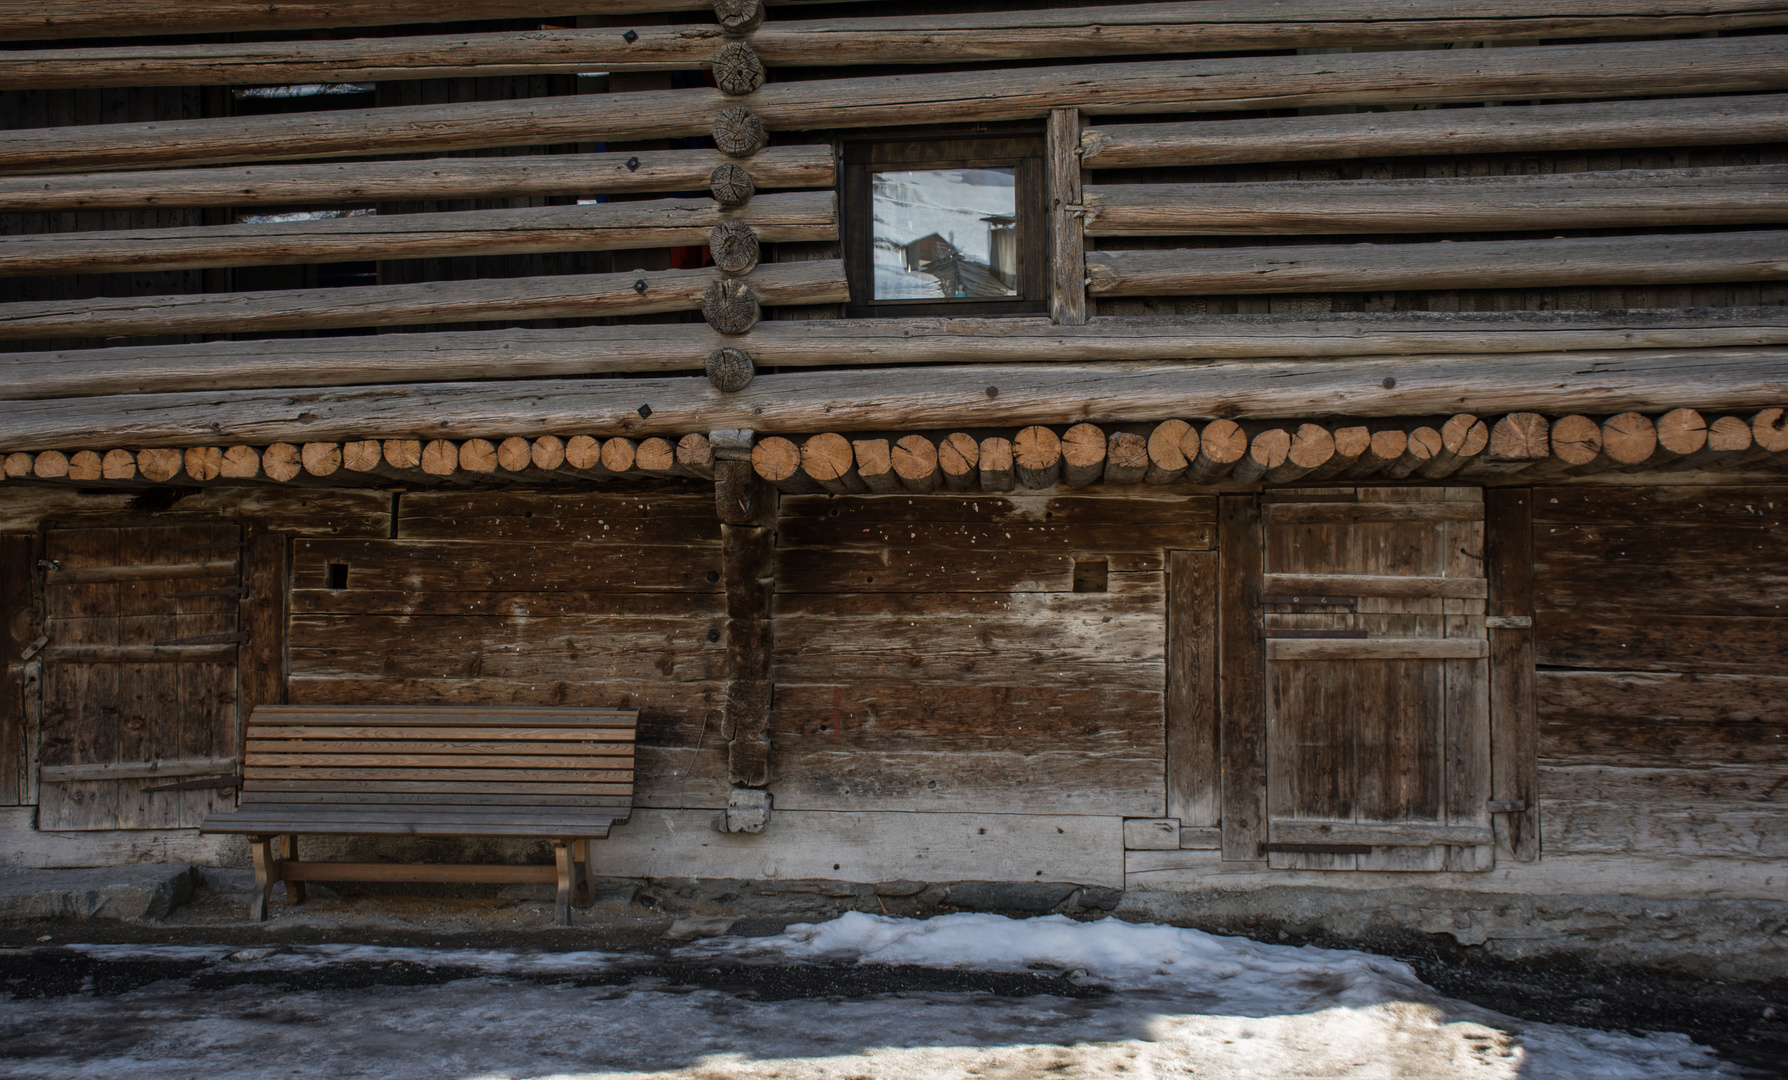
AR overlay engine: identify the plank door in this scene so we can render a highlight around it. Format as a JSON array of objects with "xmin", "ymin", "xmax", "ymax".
[
  {"xmin": 37, "ymin": 523, "xmax": 243, "ymax": 830},
  {"xmin": 1260, "ymin": 488, "xmax": 1491, "ymax": 871}
]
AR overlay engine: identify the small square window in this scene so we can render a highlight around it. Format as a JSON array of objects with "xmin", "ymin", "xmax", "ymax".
[{"xmin": 842, "ymin": 133, "xmax": 1046, "ymax": 318}]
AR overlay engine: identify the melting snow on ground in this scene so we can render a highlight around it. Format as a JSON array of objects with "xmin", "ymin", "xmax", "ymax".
[{"xmin": 2, "ymin": 913, "xmax": 1737, "ymax": 1079}]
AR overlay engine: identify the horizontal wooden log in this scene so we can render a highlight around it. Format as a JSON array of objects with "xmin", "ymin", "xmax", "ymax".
[
  {"xmin": 1540, "ymin": 763, "xmax": 1786, "ymax": 806},
  {"xmin": 1265, "ymin": 638, "xmax": 1488, "ymax": 660},
  {"xmin": 0, "ymin": 192, "xmax": 835, "ymax": 277},
  {"xmin": 2, "ymin": 36, "xmax": 1780, "ymax": 174},
  {"xmin": 4, "ymin": 351, "xmax": 1785, "ymax": 449},
  {"xmin": 1080, "ymin": 93, "xmax": 1788, "ymax": 169},
  {"xmin": 0, "ymin": 145, "xmax": 835, "ymax": 213},
  {"xmin": 1535, "ymin": 524, "xmax": 1788, "ymax": 616},
  {"xmin": 1086, "ymin": 230, "xmax": 1788, "ymax": 296},
  {"xmin": 39, "ymin": 756, "xmax": 236, "ymax": 783},
  {"xmin": 1083, "ymin": 165, "xmax": 1788, "ymax": 235},
  {"xmin": 1537, "ymin": 670, "xmax": 1788, "ymax": 767},
  {"xmin": 1534, "ymin": 484, "xmax": 1788, "ymax": 527},
  {"xmin": 0, "ymin": 261, "xmax": 846, "ymax": 341},
  {"xmin": 9, "ymin": 308, "xmax": 1784, "ymax": 401},
  {"xmin": 15, "ymin": 2, "xmax": 1782, "ymax": 85},
  {"xmin": 1538, "ymin": 802, "xmax": 1788, "ymax": 857},
  {"xmin": 0, "ymin": 0, "xmax": 854, "ymax": 40},
  {"xmin": 1537, "ymin": 612, "xmax": 1788, "ymax": 675}
]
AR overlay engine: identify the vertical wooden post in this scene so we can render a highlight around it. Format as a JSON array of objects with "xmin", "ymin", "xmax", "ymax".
[
  {"xmin": 552, "ymin": 840, "xmax": 574, "ymax": 926},
  {"xmin": 0, "ymin": 534, "xmax": 34, "ymax": 806},
  {"xmin": 1485, "ymin": 488, "xmax": 1539, "ymax": 861},
  {"xmin": 238, "ymin": 528, "xmax": 284, "ymax": 816},
  {"xmin": 279, "ymin": 834, "xmax": 306, "ymax": 902},
  {"xmin": 1218, "ymin": 495, "xmax": 1266, "ymax": 862},
  {"xmin": 1166, "ymin": 549, "xmax": 1219, "ymax": 828},
  {"xmin": 248, "ymin": 835, "xmax": 280, "ymax": 922},
  {"xmin": 1047, "ymin": 107, "xmax": 1087, "ymax": 326},
  {"xmin": 722, "ymin": 521, "xmax": 774, "ymax": 790}
]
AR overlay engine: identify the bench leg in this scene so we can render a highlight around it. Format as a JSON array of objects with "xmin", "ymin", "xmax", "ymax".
[
  {"xmin": 280, "ymin": 834, "xmax": 307, "ymax": 904},
  {"xmin": 572, "ymin": 838, "xmax": 593, "ymax": 909},
  {"xmin": 552, "ymin": 841, "xmax": 574, "ymax": 927},
  {"xmin": 248, "ymin": 835, "xmax": 281, "ymax": 922}
]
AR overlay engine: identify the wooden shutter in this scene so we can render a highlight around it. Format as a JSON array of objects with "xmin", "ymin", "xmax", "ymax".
[
  {"xmin": 1255, "ymin": 487, "xmax": 1492, "ymax": 871},
  {"xmin": 37, "ymin": 522, "xmax": 243, "ymax": 830}
]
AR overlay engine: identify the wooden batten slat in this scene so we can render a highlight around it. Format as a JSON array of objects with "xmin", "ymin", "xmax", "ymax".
[
  {"xmin": 1268, "ymin": 821, "xmax": 1494, "ymax": 847},
  {"xmin": 1086, "ymin": 230, "xmax": 1788, "ymax": 296},
  {"xmin": 4, "ymin": 351, "xmax": 1785, "ymax": 449},
  {"xmin": 42, "ymin": 644, "xmax": 238, "ymax": 664},
  {"xmin": 246, "ymin": 753, "xmax": 630, "ymax": 769},
  {"xmin": 249, "ymin": 706, "xmax": 637, "ymax": 727},
  {"xmin": 1082, "ymin": 165, "xmax": 1788, "ymax": 236},
  {"xmin": 0, "ymin": 37, "xmax": 1781, "ymax": 174},
  {"xmin": 1265, "ymin": 638, "xmax": 1489, "ymax": 660},
  {"xmin": 248, "ymin": 726, "xmax": 634, "ymax": 742},
  {"xmin": 241, "ymin": 779, "xmax": 632, "ymax": 795},
  {"xmin": 0, "ymin": 145, "xmax": 835, "ymax": 214},
  {"xmin": 0, "ymin": 193, "xmax": 837, "ymax": 277},
  {"xmin": 1080, "ymin": 93, "xmax": 1788, "ymax": 169},
  {"xmin": 10, "ymin": 2, "xmax": 1786, "ymax": 87},
  {"xmin": 1261, "ymin": 573, "xmax": 1487, "ymax": 599},
  {"xmin": 241, "ymin": 766, "xmax": 634, "ymax": 782}
]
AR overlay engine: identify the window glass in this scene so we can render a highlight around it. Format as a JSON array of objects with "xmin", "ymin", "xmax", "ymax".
[{"xmin": 871, "ymin": 167, "xmax": 1017, "ymax": 301}]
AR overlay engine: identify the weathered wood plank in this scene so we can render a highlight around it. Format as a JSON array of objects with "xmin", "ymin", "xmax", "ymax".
[
  {"xmin": 3, "ymin": 37, "xmax": 1781, "ymax": 174},
  {"xmin": 396, "ymin": 489, "xmax": 717, "ymax": 543},
  {"xmin": 0, "ymin": 261, "xmax": 847, "ymax": 340},
  {"xmin": 1081, "ymin": 94, "xmax": 1788, "ymax": 169},
  {"xmin": 769, "ymin": 682, "xmax": 1163, "ymax": 755},
  {"xmin": 1534, "ymin": 484, "xmax": 1788, "ymax": 527},
  {"xmin": 1535, "ymin": 524, "xmax": 1788, "ymax": 616},
  {"xmin": 1269, "ymin": 821, "xmax": 1491, "ymax": 847},
  {"xmin": 769, "ymin": 748, "xmax": 1163, "ymax": 817},
  {"xmin": 0, "ymin": 194, "xmax": 836, "ymax": 277},
  {"xmin": 1219, "ymin": 494, "xmax": 1265, "ymax": 861},
  {"xmin": 1048, "ymin": 107, "xmax": 1087, "ymax": 327},
  {"xmin": 290, "ymin": 539, "xmax": 721, "ymax": 596},
  {"xmin": 11, "ymin": 353, "xmax": 1787, "ymax": 451},
  {"xmin": 1086, "ymin": 231, "xmax": 1788, "ymax": 297},
  {"xmin": 776, "ymin": 518, "xmax": 1211, "ymax": 552},
  {"xmin": 1263, "ymin": 573, "xmax": 1486, "ymax": 599},
  {"xmin": 10, "ymin": 309, "xmax": 1786, "ymax": 402},
  {"xmin": 0, "ymin": 534, "xmax": 32, "ymax": 805},
  {"xmin": 1084, "ymin": 166, "xmax": 1788, "ymax": 236},
  {"xmin": 1267, "ymin": 638, "xmax": 1488, "ymax": 660},
  {"xmin": 1536, "ymin": 613, "xmax": 1788, "ymax": 675},
  {"xmin": 1485, "ymin": 488, "xmax": 1537, "ymax": 862},
  {"xmin": 1167, "ymin": 549, "xmax": 1219, "ymax": 827},
  {"xmin": 776, "ymin": 547, "xmax": 1169, "ymax": 595},
  {"xmin": 1541, "ymin": 763, "xmax": 1787, "ymax": 805},
  {"xmin": 1536, "ymin": 670, "xmax": 1788, "ymax": 767},
  {"xmin": 1539, "ymin": 801, "xmax": 1788, "ymax": 856},
  {"xmin": 780, "ymin": 492, "xmax": 1216, "ymax": 527}
]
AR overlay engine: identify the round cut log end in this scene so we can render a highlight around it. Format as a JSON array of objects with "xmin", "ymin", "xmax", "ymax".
[
  {"xmin": 1062, "ymin": 423, "xmax": 1106, "ymax": 466},
  {"xmin": 564, "ymin": 435, "xmax": 602, "ymax": 471},
  {"xmin": 1706, "ymin": 415, "xmax": 1753, "ymax": 453},
  {"xmin": 183, "ymin": 445, "xmax": 222, "ymax": 482},
  {"xmin": 713, "ymin": 0, "xmax": 764, "ymax": 34},
  {"xmin": 712, "ymin": 106, "xmax": 767, "ymax": 158},
  {"xmin": 702, "ymin": 277, "xmax": 760, "ymax": 334},
  {"xmin": 382, "ymin": 439, "xmax": 422, "ymax": 471},
  {"xmin": 892, "ymin": 434, "xmax": 939, "ymax": 478},
  {"xmin": 712, "ymin": 41, "xmax": 765, "ymax": 96},
  {"xmin": 706, "ymin": 346, "xmax": 756, "ymax": 392},
  {"xmin": 1601, "ymin": 412, "xmax": 1657, "ymax": 466},
  {"xmin": 301, "ymin": 441, "xmax": 341, "ymax": 477},
  {"xmin": 710, "ymin": 220, "xmax": 760, "ymax": 275},
  {"xmin": 599, "ymin": 436, "xmax": 638, "ymax": 474},
  {"xmin": 419, "ymin": 439, "xmax": 458, "ymax": 477},
  {"xmin": 676, "ymin": 432, "xmax": 713, "ymax": 473},
  {"xmin": 1013, "ymin": 425, "xmax": 1061, "ymax": 466},
  {"xmin": 1654, "ymin": 408, "xmax": 1707, "ymax": 456},
  {"xmin": 1146, "ymin": 419, "xmax": 1194, "ymax": 472},
  {"xmin": 1490, "ymin": 413, "xmax": 1551, "ymax": 461},
  {"xmin": 67, "ymin": 450, "xmax": 102, "ymax": 482},
  {"xmin": 636, "ymin": 437, "xmax": 679, "ymax": 474},
  {"xmin": 32, "ymin": 450, "xmax": 69, "ymax": 480},
  {"xmin": 1330, "ymin": 425, "xmax": 1371, "ymax": 460},
  {"xmin": 937, "ymin": 432, "xmax": 979, "ymax": 477},
  {"xmin": 802, "ymin": 432, "xmax": 855, "ymax": 483},
  {"xmin": 1548, "ymin": 415, "xmax": 1602, "ymax": 466},
  {"xmin": 457, "ymin": 438, "xmax": 498, "ymax": 474},
  {"xmin": 752, "ymin": 436, "xmax": 803, "ymax": 483},
  {"xmin": 1287, "ymin": 423, "xmax": 1335, "ymax": 469},
  {"xmin": 532, "ymin": 434, "xmax": 567, "ymax": 471},
  {"xmin": 1750, "ymin": 407, "xmax": 1788, "ymax": 454},
  {"xmin": 1442, "ymin": 413, "xmax": 1488, "ymax": 458},
  {"xmin": 342, "ymin": 439, "xmax": 383, "ymax": 473},
  {"xmin": 1, "ymin": 452, "xmax": 31, "ymax": 479},
  {"xmin": 221, "ymin": 445, "xmax": 261, "ymax": 479},
  {"xmin": 262, "ymin": 442, "xmax": 303, "ymax": 482},
  {"xmin": 137, "ymin": 447, "xmax": 183, "ymax": 483},
  {"xmin": 709, "ymin": 162, "xmax": 756, "ymax": 206},
  {"xmin": 494, "ymin": 436, "xmax": 532, "ymax": 473},
  {"xmin": 101, "ymin": 448, "xmax": 137, "ymax": 481}
]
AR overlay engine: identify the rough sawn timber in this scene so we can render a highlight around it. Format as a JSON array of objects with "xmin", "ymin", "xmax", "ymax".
[
  {"xmin": 1, "ymin": 36, "xmax": 1782, "ymax": 174},
  {"xmin": 2, "ymin": 350, "xmax": 1784, "ymax": 450}
]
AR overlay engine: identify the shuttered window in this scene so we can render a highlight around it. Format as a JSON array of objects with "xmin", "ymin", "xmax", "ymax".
[
  {"xmin": 37, "ymin": 523, "xmax": 243, "ymax": 830},
  {"xmin": 1225, "ymin": 488, "xmax": 1493, "ymax": 871}
]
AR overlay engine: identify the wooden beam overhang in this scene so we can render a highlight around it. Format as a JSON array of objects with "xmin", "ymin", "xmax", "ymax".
[{"xmin": 3, "ymin": 409, "xmax": 1782, "ymax": 492}]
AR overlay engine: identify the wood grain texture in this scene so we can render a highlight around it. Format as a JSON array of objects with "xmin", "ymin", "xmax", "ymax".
[
  {"xmin": 1081, "ymin": 93, "xmax": 1788, "ymax": 168},
  {"xmin": 1219, "ymin": 494, "xmax": 1265, "ymax": 862},
  {"xmin": 1484, "ymin": 488, "xmax": 1537, "ymax": 862},
  {"xmin": 1, "ymin": 37, "xmax": 1779, "ymax": 174},
  {"xmin": 10, "ymin": 352, "xmax": 1786, "ymax": 450},
  {"xmin": 1086, "ymin": 231, "xmax": 1788, "ymax": 296},
  {"xmin": 1167, "ymin": 549, "xmax": 1219, "ymax": 827}
]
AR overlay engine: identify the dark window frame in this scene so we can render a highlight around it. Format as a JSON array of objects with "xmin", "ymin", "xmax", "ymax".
[{"xmin": 840, "ymin": 131, "xmax": 1048, "ymax": 319}]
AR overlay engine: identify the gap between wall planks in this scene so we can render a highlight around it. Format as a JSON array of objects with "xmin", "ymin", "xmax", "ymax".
[
  {"xmin": 4, "ymin": 354, "xmax": 1787, "ymax": 450},
  {"xmin": 8, "ymin": 310, "xmax": 1786, "ymax": 399},
  {"xmin": 2, "ymin": 36, "xmax": 1783, "ymax": 175},
  {"xmin": 1484, "ymin": 488, "xmax": 1538, "ymax": 862},
  {"xmin": 8, "ymin": 1, "xmax": 1786, "ymax": 86}
]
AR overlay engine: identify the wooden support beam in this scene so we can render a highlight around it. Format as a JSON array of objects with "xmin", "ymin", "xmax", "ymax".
[
  {"xmin": 1218, "ymin": 494, "xmax": 1266, "ymax": 861},
  {"xmin": 1080, "ymin": 93, "xmax": 1788, "ymax": 169},
  {"xmin": 722, "ymin": 522, "xmax": 774, "ymax": 789},
  {"xmin": 0, "ymin": 193, "xmax": 836, "ymax": 277},
  {"xmin": 1484, "ymin": 487, "xmax": 1538, "ymax": 862},
  {"xmin": 1083, "ymin": 165, "xmax": 1788, "ymax": 236},
  {"xmin": 5, "ymin": 351, "xmax": 1785, "ymax": 450},
  {"xmin": 1, "ymin": 37, "xmax": 1779, "ymax": 174},
  {"xmin": 14, "ymin": 308, "xmax": 1784, "ymax": 402},
  {"xmin": 1086, "ymin": 230, "xmax": 1788, "ymax": 296},
  {"xmin": 0, "ymin": 0, "xmax": 864, "ymax": 40},
  {"xmin": 1048, "ymin": 108, "xmax": 1087, "ymax": 327},
  {"xmin": 0, "ymin": 145, "xmax": 835, "ymax": 214},
  {"xmin": 14, "ymin": 3, "xmax": 1784, "ymax": 83}
]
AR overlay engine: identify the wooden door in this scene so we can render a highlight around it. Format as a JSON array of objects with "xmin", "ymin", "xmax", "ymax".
[
  {"xmin": 37, "ymin": 523, "xmax": 243, "ymax": 830},
  {"xmin": 1257, "ymin": 488, "xmax": 1491, "ymax": 871}
]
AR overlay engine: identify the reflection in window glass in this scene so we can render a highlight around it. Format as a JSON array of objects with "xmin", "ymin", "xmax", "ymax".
[{"xmin": 872, "ymin": 167, "xmax": 1017, "ymax": 301}]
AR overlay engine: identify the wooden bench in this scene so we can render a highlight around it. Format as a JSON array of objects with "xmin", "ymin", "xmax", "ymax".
[{"xmin": 201, "ymin": 705, "xmax": 635, "ymax": 925}]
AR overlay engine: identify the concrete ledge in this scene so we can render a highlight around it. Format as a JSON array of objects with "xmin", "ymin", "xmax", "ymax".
[{"xmin": 0, "ymin": 864, "xmax": 198, "ymax": 921}]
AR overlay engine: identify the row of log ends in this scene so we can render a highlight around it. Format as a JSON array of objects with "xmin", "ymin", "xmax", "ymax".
[
  {"xmin": 746, "ymin": 407, "xmax": 1788, "ymax": 494},
  {"xmin": 705, "ymin": 1, "xmax": 766, "ymax": 382},
  {"xmin": 6, "ymin": 408, "xmax": 1786, "ymax": 490}
]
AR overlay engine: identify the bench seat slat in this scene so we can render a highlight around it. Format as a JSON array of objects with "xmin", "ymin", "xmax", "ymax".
[
  {"xmin": 243, "ymin": 766, "xmax": 632, "ymax": 782},
  {"xmin": 243, "ymin": 791, "xmax": 632, "ymax": 808},
  {"xmin": 243, "ymin": 779, "xmax": 631, "ymax": 795},
  {"xmin": 246, "ymin": 752, "xmax": 629, "ymax": 768},
  {"xmin": 205, "ymin": 819, "xmax": 616, "ymax": 839},
  {"xmin": 250, "ymin": 707, "xmax": 636, "ymax": 728},
  {"xmin": 221, "ymin": 808, "xmax": 622, "ymax": 826}
]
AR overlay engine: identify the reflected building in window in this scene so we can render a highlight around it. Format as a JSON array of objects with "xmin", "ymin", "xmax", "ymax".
[{"xmin": 871, "ymin": 167, "xmax": 1018, "ymax": 301}]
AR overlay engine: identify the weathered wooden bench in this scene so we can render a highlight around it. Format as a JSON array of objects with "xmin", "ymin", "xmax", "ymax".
[{"xmin": 201, "ymin": 705, "xmax": 635, "ymax": 925}]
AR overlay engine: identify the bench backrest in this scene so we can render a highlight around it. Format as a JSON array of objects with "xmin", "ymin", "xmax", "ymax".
[{"xmin": 241, "ymin": 706, "xmax": 637, "ymax": 819}]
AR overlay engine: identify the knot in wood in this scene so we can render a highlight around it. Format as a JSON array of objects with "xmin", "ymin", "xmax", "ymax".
[
  {"xmin": 709, "ymin": 219, "xmax": 760, "ymax": 275},
  {"xmin": 709, "ymin": 162, "xmax": 756, "ymax": 206},
  {"xmin": 712, "ymin": 106, "xmax": 766, "ymax": 157},
  {"xmin": 705, "ymin": 346, "xmax": 756, "ymax": 392},
  {"xmin": 702, "ymin": 277, "xmax": 761, "ymax": 335},
  {"xmin": 712, "ymin": 41, "xmax": 765, "ymax": 96},
  {"xmin": 712, "ymin": 0, "xmax": 764, "ymax": 34}
]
